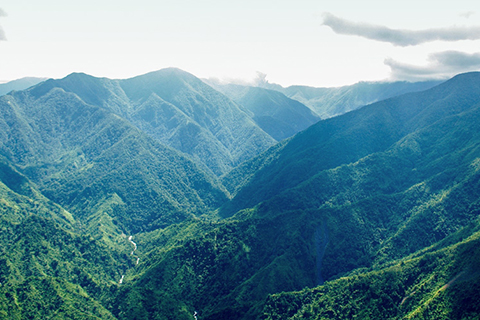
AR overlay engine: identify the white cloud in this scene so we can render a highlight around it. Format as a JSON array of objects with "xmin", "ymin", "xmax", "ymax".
[
  {"xmin": 385, "ymin": 51, "xmax": 480, "ymax": 80},
  {"xmin": 321, "ymin": 12, "xmax": 480, "ymax": 46},
  {"xmin": 459, "ymin": 11, "xmax": 475, "ymax": 19},
  {"xmin": 0, "ymin": 8, "xmax": 7, "ymax": 41}
]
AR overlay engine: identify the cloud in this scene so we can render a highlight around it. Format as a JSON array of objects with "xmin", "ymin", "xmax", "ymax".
[
  {"xmin": 0, "ymin": 8, "xmax": 7, "ymax": 41},
  {"xmin": 321, "ymin": 12, "xmax": 480, "ymax": 46},
  {"xmin": 385, "ymin": 51, "xmax": 480, "ymax": 81},
  {"xmin": 254, "ymin": 71, "xmax": 268, "ymax": 86},
  {"xmin": 459, "ymin": 11, "xmax": 475, "ymax": 19},
  {"xmin": 204, "ymin": 71, "xmax": 271, "ymax": 87}
]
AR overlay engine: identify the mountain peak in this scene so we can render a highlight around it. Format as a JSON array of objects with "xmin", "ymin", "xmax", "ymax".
[{"xmin": 127, "ymin": 67, "xmax": 197, "ymax": 82}]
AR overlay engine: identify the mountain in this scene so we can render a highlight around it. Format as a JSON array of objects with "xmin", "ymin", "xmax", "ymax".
[
  {"xmin": 264, "ymin": 222, "xmax": 480, "ymax": 319},
  {"xmin": 265, "ymin": 79, "xmax": 443, "ymax": 119},
  {"xmin": 35, "ymin": 69, "xmax": 276, "ymax": 176},
  {"xmin": 221, "ymin": 73, "xmax": 480, "ymax": 215},
  {"xmin": 0, "ymin": 83, "xmax": 228, "ymax": 233},
  {"xmin": 182, "ymin": 72, "xmax": 480, "ymax": 317},
  {"xmin": 107, "ymin": 72, "xmax": 480, "ymax": 319},
  {"xmin": 0, "ymin": 77, "xmax": 47, "ymax": 96},
  {"xmin": 207, "ymin": 82, "xmax": 320, "ymax": 141},
  {"xmin": 0, "ymin": 156, "xmax": 127, "ymax": 319},
  {"xmin": 1, "ymin": 70, "xmax": 480, "ymax": 319}
]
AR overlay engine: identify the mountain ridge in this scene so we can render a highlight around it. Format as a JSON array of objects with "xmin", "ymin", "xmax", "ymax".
[
  {"xmin": 0, "ymin": 77, "xmax": 48, "ymax": 96},
  {"xmin": 0, "ymin": 84, "xmax": 229, "ymax": 233},
  {"xmin": 31, "ymin": 69, "xmax": 276, "ymax": 176},
  {"xmin": 206, "ymin": 81, "xmax": 321, "ymax": 141},
  {"xmin": 1, "ymin": 70, "xmax": 480, "ymax": 319},
  {"xmin": 261, "ymin": 78, "xmax": 444, "ymax": 119},
  {"xmin": 220, "ymin": 72, "xmax": 480, "ymax": 215}
]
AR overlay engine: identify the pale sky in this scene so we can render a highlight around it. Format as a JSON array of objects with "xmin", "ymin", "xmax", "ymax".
[{"xmin": 1, "ymin": 0, "xmax": 480, "ymax": 87}]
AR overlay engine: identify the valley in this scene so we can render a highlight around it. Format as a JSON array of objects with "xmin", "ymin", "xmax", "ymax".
[{"xmin": 0, "ymin": 70, "xmax": 479, "ymax": 319}]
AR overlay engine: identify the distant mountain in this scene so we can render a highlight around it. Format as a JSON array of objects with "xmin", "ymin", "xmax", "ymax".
[
  {"xmin": 208, "ymin": 82, "xmax": 320, "ymax": 141},
  {"xmin": 264, "ymin": 79, "xmax": 443, "ymax": 119},
  {"xmin": 0, "ymin": 77, "xmax": 47, "ymax": 96},
  {"xmin": 34, "ymin": 69, "xmax": 276, "ymax": 176}
]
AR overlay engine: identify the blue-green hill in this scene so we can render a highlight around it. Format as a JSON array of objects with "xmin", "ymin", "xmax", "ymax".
[{"xmin": 208, "ymin": 82, "xmax": 320, "ymax": 141}]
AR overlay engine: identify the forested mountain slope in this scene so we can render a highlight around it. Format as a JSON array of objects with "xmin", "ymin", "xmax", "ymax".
[
  {"xmin": 0, "ymin": 71, "xmax": 479, "ymax": 320},
  {"xmin": 264, "ymin": 219, "xmax": 480, "ymax": 319},
  {"xmin": 0, "ymin": 157, "xmax": 127, "ymax": 319},
  {"xmin": 0, "ymin": 85, "xmax": 228, "ymax": 233},
  {"xmin": 221, "ymin": 72, "xmax": 480, "ymax": 215},
  {"xmin": 110, "ymin": 72, "xmax": 480, "ymax": 319},
  {"xmin": 34, "ymin": 69, "xmax": 276, "ymax": 176}
]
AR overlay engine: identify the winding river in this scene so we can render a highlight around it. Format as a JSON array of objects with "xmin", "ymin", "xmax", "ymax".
[{"xmin": 119, "ymin": 235, "xmax": 140, "ymax": 284}]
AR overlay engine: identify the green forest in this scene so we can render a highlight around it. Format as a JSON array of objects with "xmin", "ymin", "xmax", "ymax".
[{"xmin": 0, "ymin": 69, "xmax": 479, "ymax": 319}]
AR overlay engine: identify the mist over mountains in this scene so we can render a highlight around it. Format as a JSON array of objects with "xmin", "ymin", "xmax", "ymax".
[
  {"xmin": 1, "ymin": 69, "xmax": 479, "ymax": 319},
  {"xmin": 260, "ymin": 78, "xmax": 444, "ymax": 119}
]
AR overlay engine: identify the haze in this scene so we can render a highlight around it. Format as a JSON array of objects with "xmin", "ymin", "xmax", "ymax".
[{"xmin": 1, "ymin": 0, "xmax": 479, "ymax": 87}]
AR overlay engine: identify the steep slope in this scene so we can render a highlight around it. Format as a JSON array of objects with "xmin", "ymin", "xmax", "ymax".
[
  {"xmin": 39, "ymin": 69, "xmax": 275, "ymax": 176},
  {"xmin": 208, "ymin": 83, "xmax": 320, "ymax": 141},
  {"xmin": 264, "ymin": 220, "xmax": 480, "ymax": 320},
  {"xmin": 109, "ymin": 209, "xmax": 321, "ymax": 320},
  {"xmin": 121, "ymin": 69, "xmax": 276, "ymax": 174},
  {"xmin": 268, "ymin": 79, "xmax": 442, "ymax": 119},
  {"xmin": 1, "ymin": 71, "xmax": 480, "ymax": 320},
  {"xmin": 221, "ymin": 72, "xmax": 480, "ymax": 215},
  {"xmin": 97, "ymin": 72, "xmax": 477, "ymax": 318},
  {"xmin": 112, "ymin": 80, "xmax": 480, "ymax": 318},
  {"xmin": 250, "ymin": 101, "xmax": 480, "ymax": 279},
  {"xmin": 0, "ymin": 77, "xmax": 47, "ymax": 96},
  {"xmin": 0, "ymin": 159, "xmax": 128, "ymax": 319},
  {"xmin": 0, "ymin": 84, "xmax": 228, "ymax": 233}
]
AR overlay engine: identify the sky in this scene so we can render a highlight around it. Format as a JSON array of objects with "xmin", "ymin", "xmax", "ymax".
[{"xmin": 1, "ymin": 0, "xmax": 480, "ymax": 87}]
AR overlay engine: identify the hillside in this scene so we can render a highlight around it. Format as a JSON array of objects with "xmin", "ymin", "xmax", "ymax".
[
  {"xmin": 0, "ymin": 84, "xmax": 228, "ymax": 234},
  {"xmin": 264, "ymin": 219, "xmax": 480, "ymax": 319},
  {"xmin": 0, "ymin": 71, "xmax": 479, "ymax": 319},
  {"xmin": 35, "ymin": 69, "xmax": 276, "ymax": 176},
  {"xmin": 208, "ymin": 82, "xmax": 320, "ymax": 141},
  {"xmin": 0, "ymin": 157, "xmax": 127, "ymax": 319},
  {"xmin": 221, "ymin": 72, "xmax": 480, "ymax": 214},
  {"xmin": 109, "ymin": 72, "xmax": 480, "ymax": 319}
]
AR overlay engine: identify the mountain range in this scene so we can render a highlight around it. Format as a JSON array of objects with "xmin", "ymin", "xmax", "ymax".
[
  {"xmin": 0, "ymin": 69, "xmax": 479, "ymax": 319},
  {"xmin": 206, "ymin": 82, "xmax": 320, "ymax": 141},
  {"xmin": 262, "ymin": 79, "xmax": 443, "ymax": 119}
]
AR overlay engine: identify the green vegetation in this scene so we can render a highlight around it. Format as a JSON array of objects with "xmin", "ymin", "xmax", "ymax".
[
  {"xmin": 0, "ymin": 85, "xmax": 228, "ymax": 233},
  {"xmin": 263, "ymin": 220, "xmax": 480, "ymax": 319},
  {"xmin": 0, "ymin": 70, "xmax": 479, "ymax": 319},
  {"xmin": 0, "ymin": 171, "xmax": 127, "ymax": 319},
  {"xmin": 42, "ymin": 69, "xmax": 277, "ymax": 176}
]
